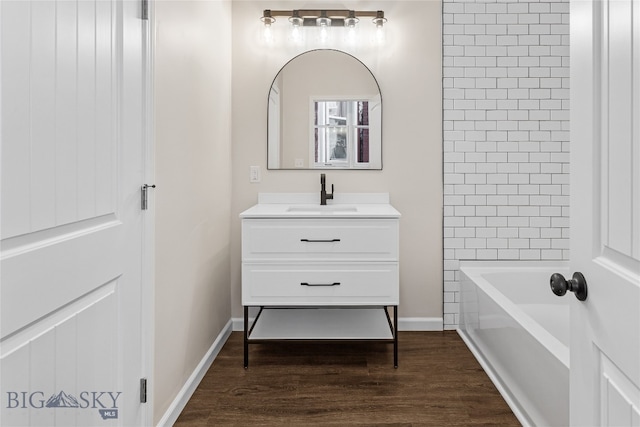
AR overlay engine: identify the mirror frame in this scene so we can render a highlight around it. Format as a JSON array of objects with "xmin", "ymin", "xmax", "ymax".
[{"xmin": 267, "ymin": 49, "xmax": 383, "ymax": 170}]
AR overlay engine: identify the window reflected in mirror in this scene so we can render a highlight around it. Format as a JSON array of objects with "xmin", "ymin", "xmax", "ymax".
[{"xmin": 314, "ymin": 100, "xmax": 370, "ymax": 167}]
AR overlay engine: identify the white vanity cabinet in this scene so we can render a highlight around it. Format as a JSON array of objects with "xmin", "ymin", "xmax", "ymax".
[
  {"xmin": 242, "ymin": 218, "xmax": 399, "ymax": 305},
  {"xmin": 240, "ymin": 193, "xmax": 401, "ymax": 368}
]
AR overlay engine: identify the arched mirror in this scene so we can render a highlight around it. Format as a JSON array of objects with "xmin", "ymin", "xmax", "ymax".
[{"xmin": 267, "ymin": 50, "xmax": 382, "ymax": 170}]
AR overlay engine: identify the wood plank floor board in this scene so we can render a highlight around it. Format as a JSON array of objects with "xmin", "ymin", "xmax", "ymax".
[{"xmin": 175, "ymin": 331, "xmax": 520, "ymax": 426}]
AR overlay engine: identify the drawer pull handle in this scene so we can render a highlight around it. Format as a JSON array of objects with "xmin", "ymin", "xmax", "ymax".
[
  {"xmin": 300, "ymin": 282, "xmax": 341, "ymax": 287},
  {"xmin": 300, "ymin": 238, "xmax": 341, "ymax": 243}
]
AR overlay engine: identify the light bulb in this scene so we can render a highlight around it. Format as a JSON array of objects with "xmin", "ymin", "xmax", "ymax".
[
  {"xmin": 292, "ymin": 26, "xmax": 300, "ymax": 41},
  {"xmin": 375, "ymin": 25, "xmax": 385, "ymax": 44},
  {"xmin": 263, "ymin": 24, "xmax": 274, "ymax": 44},
  {"xmin": 261, "ymin": 10, "xmax": 276, "ymax": 44},
  {"xmin": 289, "ymin": 14, "xmax": 304, "ymax": 44},
  {"xmin": 319, "ymin": 25, "xmax": 328, "ymax": 43},
  {"xmin": 316, "ymin": 14, "xmax": 331, "ymax": 43},
  {"xmin": 372, "ymin": 11, "xmax": 387, "ymax": 44},
  {"xmin": 346, "ymin": 27, "xmax": 357, "ymax": 44},
  {"xmin": 344, "ymin": 13, "xmax": 358, "ymax": 44}
]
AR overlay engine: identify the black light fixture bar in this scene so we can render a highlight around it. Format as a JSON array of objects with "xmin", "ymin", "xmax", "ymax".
[{"xmin": 262, "ymin": 9, "xmax": 386, "ymax": 27}]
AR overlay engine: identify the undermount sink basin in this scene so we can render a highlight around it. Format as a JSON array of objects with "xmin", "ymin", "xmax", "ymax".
[{"xmin": 286, "ymin": 205, "xmax": 358, "ymax": 214}]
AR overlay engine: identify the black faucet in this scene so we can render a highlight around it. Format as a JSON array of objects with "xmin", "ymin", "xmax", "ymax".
[{"xmin": 320, "ymin": 173, "xmax": 334, "ymax": 205}]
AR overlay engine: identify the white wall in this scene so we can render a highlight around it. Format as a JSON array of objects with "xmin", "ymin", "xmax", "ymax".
[
  {"xmin": 231, "ymin": 1, "xmax": 443, "ymax": 324},
  {"xmin": 153, "ymin": 0, "xmax": 232, "ymax": 423},
  {"xmin": 442, "ymin": 0, "xmax": 570, "ymax": 329}
]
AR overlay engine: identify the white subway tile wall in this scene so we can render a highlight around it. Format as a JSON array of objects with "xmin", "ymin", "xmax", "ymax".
[{"xmin": 442, "ymin": 0, "xmax": 570, "ymax": 329}]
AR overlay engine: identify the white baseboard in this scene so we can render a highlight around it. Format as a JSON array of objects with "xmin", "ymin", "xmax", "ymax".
[
  {"xmin": 232, "ymin": 316, "xmax": 443, "ymax": 332},
  {"xmin": 157, "ymin": 319, "xmax": 233, "ymax": 427},
  {"xmin": 398, "ymin": 317, "xmax": 443, "ymax": 331},
  {"xmin": 232, "ymin": 316, "xmax": 244, "ymax": 331}
]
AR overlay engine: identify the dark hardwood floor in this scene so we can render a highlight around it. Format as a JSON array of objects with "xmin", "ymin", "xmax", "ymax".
[{"xmin": 175, "ymin": 331, "xmax": 520, "ymax": 426}]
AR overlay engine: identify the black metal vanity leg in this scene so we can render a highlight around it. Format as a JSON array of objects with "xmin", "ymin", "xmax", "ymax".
[
  {"xmin": 394, "ymin": 305, "xmax": 398, "ymax": 368},
  {"xmin": 244, "ymin": 306, "xmax": 249, "ymax": 369}
]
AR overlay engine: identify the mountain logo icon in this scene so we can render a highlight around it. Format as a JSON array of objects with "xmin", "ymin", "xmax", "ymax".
[{"xmin": 45, "ymin": 391, "xmax": 80, "ymax": 408}]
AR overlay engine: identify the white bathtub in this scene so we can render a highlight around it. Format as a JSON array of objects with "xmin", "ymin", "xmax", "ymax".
[{"xmin": 458, "ymin": 261, "xmax": 570, "ymax": 427}]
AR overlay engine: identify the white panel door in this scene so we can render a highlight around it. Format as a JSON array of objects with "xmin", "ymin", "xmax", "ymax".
[
  {"xmin": 0, "ymin": 0, "xmax": 148, "ymax": 426},
  {"xmin": 571, "ymin": 0, "xmax": 640, "ymax": 425}
]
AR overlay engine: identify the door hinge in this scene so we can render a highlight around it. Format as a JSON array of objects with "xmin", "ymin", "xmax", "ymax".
[
  {"xmin": 140, "ymin": 378, "xmax": 147, "ymax": 403},
  {"xmin": 141, "ymin": 184, "xmax": 156, "ymax": 210},
  {"xmin": 141, "ymin": 0, "xmax": 149, "ymax": 20}
]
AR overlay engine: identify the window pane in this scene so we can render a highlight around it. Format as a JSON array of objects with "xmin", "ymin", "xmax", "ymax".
[
  {"xmin": 357, "ymin": 101, "xmax": 369, "ymax": 126},
  {"xmin": 357, "ymin": 127, "xmax": 369, "ymax": 163},
  {"xmin": 315, "ymin": 127, "xmax": 348, "ymax": 163},
  {"xmin": 329, "ymin": 101, "xmax": 347, "ymax": 126},
  {"xmin": 314, "ymin": 128, "xmax": 319, "ymax": 162},
  {"xmin": 316, "ymin": 101, "xmax": 350, "ymax": 126},
  {"xmin": 329, "ymin": 127, "xmax": 348, "ymax": 160}
]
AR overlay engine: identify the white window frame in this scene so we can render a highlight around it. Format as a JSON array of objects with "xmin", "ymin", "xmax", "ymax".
[{"xmin": 309, "ymin": 96, "xmax": 372, "ymax": 169}]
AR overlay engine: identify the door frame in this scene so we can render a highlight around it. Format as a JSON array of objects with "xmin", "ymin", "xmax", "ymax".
[{"xmin": 141, "ymin": 0, "xmax": 155, "ymax": 423}]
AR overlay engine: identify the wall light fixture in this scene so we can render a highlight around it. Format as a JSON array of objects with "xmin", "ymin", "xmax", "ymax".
[{"xmin": 261, "ymin": 8, "xmax": 386, "ymax": 43}]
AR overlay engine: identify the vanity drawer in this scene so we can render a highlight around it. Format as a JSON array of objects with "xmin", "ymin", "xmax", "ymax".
[
  {"xmin": 242, "ymin": 218, "xmax": 399, "ymax": 261},
  {"xmin": 242, "ymin": 263, "xmax": 399, "ymax": 305}
]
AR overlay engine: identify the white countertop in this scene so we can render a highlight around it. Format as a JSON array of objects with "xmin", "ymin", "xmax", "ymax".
[{"xmin": 239, "ymin": 193, "xmax": 401, "ymax": 219}]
